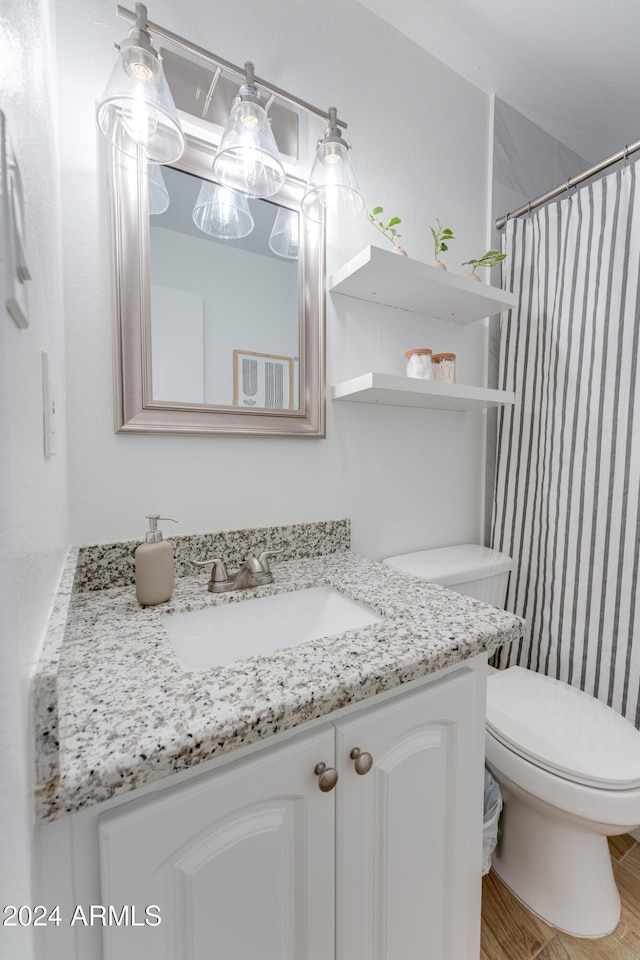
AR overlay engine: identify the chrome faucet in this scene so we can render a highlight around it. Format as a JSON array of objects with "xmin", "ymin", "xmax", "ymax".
[{"xmin": 193, "ymin": 546, "xmax": 285, "ymax": 593}]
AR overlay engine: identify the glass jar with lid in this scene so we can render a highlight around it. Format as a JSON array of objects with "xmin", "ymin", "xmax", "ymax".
[
  {"xmin": 431, "ymin": 352, "xmax": 456, "ymax": 383},
  {"xmin": 405, "ymin": 348, "xmax": 432, "ymax": 379}
]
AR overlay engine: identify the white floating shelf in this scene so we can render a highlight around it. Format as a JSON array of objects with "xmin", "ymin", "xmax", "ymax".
[
  {"xmin": 329, "ymin": 246, "xmax": 517, "ymax": 325},
  {"xmin": 331, "ymin": 373, "xmax": 515, "ymax": 412}
]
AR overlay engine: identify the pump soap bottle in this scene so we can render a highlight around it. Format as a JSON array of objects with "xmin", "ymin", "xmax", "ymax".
[{"xmin": 134, "ymin": 515, "xmax": 178, "ymax": 606}]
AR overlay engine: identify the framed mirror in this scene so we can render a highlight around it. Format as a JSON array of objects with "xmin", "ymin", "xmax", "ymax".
[{"xmin": 109, "ymin": 130, "xmax": 326, "ymax": 437}]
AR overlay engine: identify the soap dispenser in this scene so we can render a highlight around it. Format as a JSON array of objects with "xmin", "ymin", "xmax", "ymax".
[{"xmin": 134, "ymin": 515, "xmax": 178, "ymax": 606}]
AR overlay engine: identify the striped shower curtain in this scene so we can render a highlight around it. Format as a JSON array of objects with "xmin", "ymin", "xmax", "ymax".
[{"xmin": 491, "ymin": 161, "xmax": 640, "ymax": 726}]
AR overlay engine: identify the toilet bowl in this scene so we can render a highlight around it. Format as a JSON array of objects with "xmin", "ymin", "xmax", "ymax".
[
  {"xmin": 486, "ymin": 665, "xmax": 640, "ymax": 937},
  {"xmin": 383, "ymin": 544, "xmax": 640, "ymax": 938}
]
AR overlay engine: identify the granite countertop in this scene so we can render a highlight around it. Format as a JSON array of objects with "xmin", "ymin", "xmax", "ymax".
[{"xmin": 35, "ymin": 550, "xmax": 525, "ymax": 823}]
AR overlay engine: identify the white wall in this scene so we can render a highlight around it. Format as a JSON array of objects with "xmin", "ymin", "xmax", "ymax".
[
  {"xmin": 56, "ymin": 0, "xmax": 491, "ymax": 559},
  {"xmin": 0, "ymin": 1, "xmax": 69, "ymax": 957}
]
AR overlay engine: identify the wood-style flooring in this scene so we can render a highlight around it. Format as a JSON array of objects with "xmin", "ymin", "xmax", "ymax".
[{"xmin": 481, "ymin": 835, "xmax": 640, "ymax": 959}]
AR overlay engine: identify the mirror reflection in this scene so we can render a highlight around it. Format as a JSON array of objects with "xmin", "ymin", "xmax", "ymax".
[{"xmin": 148, "ymin": 166, "xmax": 299, "ymax": 409}]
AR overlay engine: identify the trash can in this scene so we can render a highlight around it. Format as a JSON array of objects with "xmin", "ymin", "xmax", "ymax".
[{"xmin": 482, "ymin": 768, "xmax": 502, "ymax": 876}]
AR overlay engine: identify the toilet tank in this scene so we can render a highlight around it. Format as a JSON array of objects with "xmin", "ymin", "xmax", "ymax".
[{"xmin": 383, "ymin": 544, "xmax": 512, "ymax": 607}]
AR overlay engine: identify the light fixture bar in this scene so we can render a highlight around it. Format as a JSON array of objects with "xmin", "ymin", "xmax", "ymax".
[{"xmin": 116, "ymin": 5, "xmax": 348, "ymax": 129}]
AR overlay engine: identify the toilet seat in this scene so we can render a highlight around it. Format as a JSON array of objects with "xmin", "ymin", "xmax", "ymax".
[{"xmin": 486, "ymin": 667, "xmax": 640, "ymax": 790}]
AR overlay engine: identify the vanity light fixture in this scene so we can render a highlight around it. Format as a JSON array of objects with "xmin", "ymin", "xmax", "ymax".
[
  {"xmin": 191, "ymin": 181, "xmax": 254, "ymax": 240},
  {"xmin": 212, "ymin": 62, "xmax": 286, "ymax": 199},
  {"xmin": 107, "ymin": 7, "xmax": 362, "ymax": 223},
  {"xmin": 97, "ymin": 3, "xmax": 185, "ymax": 164},
  {"xmin": 147, "ymin": 163, "xmax": 169, "ymax": 215},
  {"xmin": 301, "ymin": 108, "xmax": 364, "ymax": 224},
  {"xmin": 268, "ymin": 207, "xmax": 299, "ymax": 259}
]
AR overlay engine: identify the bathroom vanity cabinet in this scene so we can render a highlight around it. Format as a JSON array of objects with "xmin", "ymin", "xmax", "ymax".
[
  {"xmin": 36, "ymin": 547, "xmax": 523, "ymax": 960},
  {"xmin": 39, "ymin": 663, "xmax": 484, "ymax": 960}
]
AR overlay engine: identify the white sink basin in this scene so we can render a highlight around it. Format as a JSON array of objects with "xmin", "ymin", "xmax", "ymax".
[{"xmin": 163, "ymin": 587, "xmax": 384, "ymax": 671}]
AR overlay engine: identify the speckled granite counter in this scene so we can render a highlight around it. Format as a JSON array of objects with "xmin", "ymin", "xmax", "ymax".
[{"xmin": 35, "ymin": 545, "xmax": 524, "ymax": 824}]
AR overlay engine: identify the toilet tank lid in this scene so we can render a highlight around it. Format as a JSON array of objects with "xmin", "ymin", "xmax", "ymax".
[
  {"xmin": 487, "ymin": 667, "xmax": 640, "ymax": 789},
  {"xmin": 383, "ymin": 544, "xmax": 512, "ymax": 586}
]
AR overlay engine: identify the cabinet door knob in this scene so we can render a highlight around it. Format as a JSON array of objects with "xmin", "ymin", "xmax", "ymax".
[
  {"xmin": 314, "ymin": 761, "xmax": 339, "ymax": 792},
  {"xmin": 350, "ymin": 747, "xmax": 374, "ymax": 775}
]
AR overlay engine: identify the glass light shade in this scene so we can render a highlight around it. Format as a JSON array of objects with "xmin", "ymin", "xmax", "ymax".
[
  {"xmin": 192, "ymin": 181, "xmax": 254, "ymax": 239},
  {"xmin": 212, "ymin": 98, "xmax": 285, "ymax": 198},
  {"xmin": 301, "ymin": 140, "xmax": 364, "ymax": 225},
  {"xmin": 268, "ymin": 207, "xmax": 299, "ymax": 259},
  {"xmin": 148, "ymin": 164, "xmax": 169, "ymax": 215},
  {"xmin": 97, "ymin": 41, "xmax": 185, "ymax": 164}
]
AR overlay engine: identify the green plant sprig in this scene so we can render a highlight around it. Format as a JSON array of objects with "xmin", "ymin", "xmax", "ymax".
[
  {"xmin": 430, "ymin": 219, "xmax": 455, "ymax": 259},
  {"xmin": 461, "ymin": 249, "xmax": 507, "ymax": 274},
  {"xmin": 368, "ymin": 206, "xmax": 402, "ymax": 246}
]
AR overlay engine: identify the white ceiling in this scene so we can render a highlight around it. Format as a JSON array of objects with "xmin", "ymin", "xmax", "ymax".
[{"xmin": 356, "ymin": 0, "xmax": 640, "ymax": 164}]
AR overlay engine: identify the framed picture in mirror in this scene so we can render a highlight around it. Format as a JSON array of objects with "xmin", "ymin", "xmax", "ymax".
[{"xmin": 233, "ymin": 349, "xmax": 295, "ymax": 409}]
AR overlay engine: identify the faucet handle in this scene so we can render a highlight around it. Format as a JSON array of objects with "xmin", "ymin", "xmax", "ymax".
[
  {"xmin": 243, "ymin": 554, "xmax": 265, "ymax": 575},
  {"xmin": 193, "ymin": 557, "xmax": 230, "ymax": 584},
  {"xmin": 257, "ymin": 545, "xmax": 286, "ymax": 574}
]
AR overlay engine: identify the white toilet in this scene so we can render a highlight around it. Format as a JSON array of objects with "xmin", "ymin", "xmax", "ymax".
[{"xmin": 384, "ymin": 544, "xmax": 640, "ymax": 939}]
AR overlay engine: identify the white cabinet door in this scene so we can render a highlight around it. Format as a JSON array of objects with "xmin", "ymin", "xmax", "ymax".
[
  {"xmin": 335, "ymin": 667, "xmax": 483, "ymax": 960},
  {"xmin": 98, "ymin": 727, "xmax": 335, "ymax": 960}
]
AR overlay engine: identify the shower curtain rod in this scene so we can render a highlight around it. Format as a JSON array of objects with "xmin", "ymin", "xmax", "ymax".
[{"xmin": 495, "ymin": 136, "xmax": 640, "ymax": 229}]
